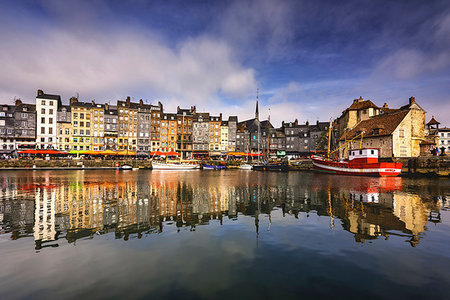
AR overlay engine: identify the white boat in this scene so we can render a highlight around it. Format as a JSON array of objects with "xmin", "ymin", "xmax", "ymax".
[
  {"xmin": 239, "ymin": 164, "xmax": 253, "ymax": 170},
  {"xmin": 120, "ymin": 165, "xmax": 133, "ymax": 170},
  {"xmin": 152, "ymin": 162, "xmax": 199, "ymax": 170}
]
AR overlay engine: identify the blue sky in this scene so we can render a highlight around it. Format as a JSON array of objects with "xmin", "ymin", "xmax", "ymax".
[{"xmin": 1, "ymin": 0, "xmax": 449, "ymax": 126}]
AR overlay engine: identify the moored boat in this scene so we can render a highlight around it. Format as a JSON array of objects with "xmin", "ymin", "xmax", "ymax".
[
  {"xmin": 152, "ymin": 162, "xmax": 199, "ymax": 170},
  {"xmin": 312, "ymin": 148, "xmax": 402, "ymax": 177},
  {"xmin": 203, "ymin": 165, "xmax": 226, "ymax": 170},
  {"xmin": 252, "ymin": 162, "xmax": 288, "ymax": 172},
  {"xmin": 239, "ymin": 164, "xmax": 253, "ymax": 170}
]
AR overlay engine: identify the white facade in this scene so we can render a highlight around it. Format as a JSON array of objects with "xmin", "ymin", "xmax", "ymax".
[
  {"xmin": 36, "ymin": 92, "xmax": 60, "ymax": 149},
  {"xmin": 221, "ymin": 125, "xmax": 228, "ymax": 152},
  {"xmin": 439, "ymin": 129, "xmax": 450, "ymax": 152}
]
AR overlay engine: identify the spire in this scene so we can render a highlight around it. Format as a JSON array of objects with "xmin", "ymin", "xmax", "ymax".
[{"xmin": 255, "ymin": 88, "xmax": 259, "ymax": 121}]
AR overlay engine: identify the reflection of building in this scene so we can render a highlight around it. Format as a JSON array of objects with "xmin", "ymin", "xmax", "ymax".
[{"xmin": 34, "ymin": 188, "xmax": 56, "ymax": 243}]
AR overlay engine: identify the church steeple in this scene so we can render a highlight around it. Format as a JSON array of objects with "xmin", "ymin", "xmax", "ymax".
[{"xmin": 255, "ymin": 88, "xmax": 259, "ymax": 121}]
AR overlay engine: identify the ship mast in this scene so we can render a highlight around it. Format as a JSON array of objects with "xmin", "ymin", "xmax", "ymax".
[{"xmin": 327, "ymin": 118, "xmax": 332, "ymax": 158}]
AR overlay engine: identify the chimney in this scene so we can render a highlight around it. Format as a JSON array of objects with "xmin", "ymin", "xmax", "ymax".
[
  {"xmin": 282, "ymin": 121, "xmax": 285, "ymax": 128},
  {"xmin": 70, "ymin": 97, "xmax": 78, "ymax": 105},
  {"xmin": 158, "ymin": 101, "xmax": 163, "ymax": 112},
  {"xmin": 353, "ymin": 98, "xmax": 358, "ymax": 103},
  {"xmin": 139, "ymin": 99, "xmax": 143, "ymax": 105},
  {"xmin": 306, "ymin": 120, "xmax": 309, "ymax": 127},
  {"xmin": 126, "ymin": 96, "xmax": 131, "ymax": 106},
  {"xmin": 358, "ymin": 96, "xmax": 363, "ymax": 102},
  {"xmin": 15, "ymin": 99, "xmax": 22, "ymax": 106},
  {"xmin": 37, "ymin": 89, "xmax": 44, "ymax": 97},
  {"xmin": 295, "ymin": 118, "xmax": 298, "ymax": 126},
  {"xmin": 220, "ymin": 113, "xmax": 222, "ymax": 120},
  {"xmin": 105, "ymin": 103, "xmax": 109, "ymax": 111},
  {"xmin": 409, "ymin": 96, "xmax": 415, "ymax": 105},
  {"xmin": 383, "ymin": 103, "xmax": 388, "ymax": 108},
  {"xmin": 316, "ymin": 120, "xmax": 319, "ymax": 125},
  {"xmin": 92, "ymin": 100, "xmax": 95, "ymax": 105}
]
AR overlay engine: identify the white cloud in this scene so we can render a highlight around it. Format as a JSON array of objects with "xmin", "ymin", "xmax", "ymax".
[{"xmin": 0, "ymin": 20, "xmax": 256, "ymax": 107}]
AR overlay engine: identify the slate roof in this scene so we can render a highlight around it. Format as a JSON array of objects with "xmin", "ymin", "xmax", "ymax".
[
  {"xmin": 347, "ymin": 99, "xmax": 379, "ymax": 110},
  {"xmin": 427, "ymin": 117, "xmax": 440, "ymax": 126},
  {"xmin": 340, "ymin": 110, "xmax": 409, "ymax": 141},
  {"xmin": 36, "ymin": 93, "xmax": 61, "ymax": 100}
]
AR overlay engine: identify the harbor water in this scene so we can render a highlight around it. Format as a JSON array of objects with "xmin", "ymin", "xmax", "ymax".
[{"xmin": 0, "ymin": 170, "xmax": 449, "ymax": 299}]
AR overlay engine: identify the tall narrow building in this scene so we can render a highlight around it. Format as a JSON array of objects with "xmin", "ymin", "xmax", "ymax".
[{"xmin": 36, "ymin": 89, "xmax": 61, "ymax": 149}]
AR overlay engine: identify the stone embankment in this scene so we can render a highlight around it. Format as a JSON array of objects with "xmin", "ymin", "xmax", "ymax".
[
  {"xmin": 0, "ymin": 159, "xmax": 152, "ymax": 170},
  {"xmin": 0, "ymin": 157, "xmax": 448, "ymax": 177}
]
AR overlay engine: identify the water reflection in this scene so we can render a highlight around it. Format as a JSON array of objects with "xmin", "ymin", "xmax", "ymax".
[{"xmin": 0, "ymin": 171, "xmax": 447, "ymax": 251}]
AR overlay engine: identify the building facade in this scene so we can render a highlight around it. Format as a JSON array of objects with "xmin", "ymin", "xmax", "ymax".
[
  {"xmin": 137, "ymin": 100, "xmax": 152, "ymax": 152},
  {"xmin": 36, "ymin": 90, "xmax": 61, "ymax": 149},
  {"xmin": 14, "ymin": 99, "xmax": 36, "ymax": 151}
]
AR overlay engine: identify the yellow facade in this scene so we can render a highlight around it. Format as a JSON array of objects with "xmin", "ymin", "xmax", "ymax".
[
  {"xmin": 71, "ymin": 105, "xmax": 92, "ymax": 151},
  {"xmin": 118, "ymin": 101, "xmax": 138, "ymax": 151},
  {"xmin": 57, "ymin": 122, "xmax": 72, "ymax": 151},
  {"xmin": 209, "ymin": 119, "xmax": 221, "ymax": 151},
  {"xmin": 161, "ymin": 114, "xmax": 177, "ymax": 152},
  {"xmin": 91, "ymin": 105, "xmax": 105, "ymax": 151}
]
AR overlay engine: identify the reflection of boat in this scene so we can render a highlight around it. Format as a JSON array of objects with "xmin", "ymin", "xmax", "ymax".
[
  {"xmin": 253, "ymin": 162, "xmax": 288, "ymax": 172},
  {"xmin": 203, "ymin": 165, "xmax": 226, "ymax": 170},
  {"xmin": 312, "ymin": 148, "xmax": 402, "ymax": 177},
  {"xmin": 152, "ymin": 162, "xmax": 199, "ymax": 170},
  {"xmin": 239, "ymin": 164, "xmax": 253, "ymax": 170}
]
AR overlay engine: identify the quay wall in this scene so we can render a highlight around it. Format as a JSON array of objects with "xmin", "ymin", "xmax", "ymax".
[{"xmin": 0, "ymin": 157, "xmax": 448, "ymax": 177}]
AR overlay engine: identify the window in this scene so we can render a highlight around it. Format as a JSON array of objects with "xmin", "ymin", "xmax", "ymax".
[
  {"xmin": 21, "ymin": 113, "xmax": 27, "ymax": 118},
  {"xmin": 399, "ymin": 129, "xmax": 405, "ymax": 138},
  {"xmin": 41, "ymin": 127, "xmax": 45, "ymax": 134},
  {"xmin": 41, "ymin": 117, "xmax": 45, "ymax": 124},
  {"xmin": 41, "ymin": 100, "xmax": 46, "ymax": 105},
  {"xmin": 41, "ymin": 108, "xmax": 45, "ymax": 114},
  {"xmin": 49, "ymin": 109, "xmax": 53, "ymax": 114},
  {"xmin": 49, "ymin": 101, "xmax": 53, "ymax": 106},
  {"xmin": 49, "ymin": 128, "xmax": 53, "ymax": 134},
  {"xmin": 65, "ymin": 129, "xmax": 69, "ymax": 135},
  {"xmin": 49, "ymin": 118, "xmax": 53, "ymax": 124}
]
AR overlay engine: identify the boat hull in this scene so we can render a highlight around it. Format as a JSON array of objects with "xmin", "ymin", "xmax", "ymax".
[
  {"xmin": 203, "ymin": 165, "xmax": 226, "ymax": 170},
  {"xmin": 239, "ymin": 164, "xmax": 253, "ymax": 170},
  {"xmin": 311, "ymin": 157, "xmax": 402, "ymax": 177},
  {"xmin": 152, "ymin": 163, "xmax": 199, "ymax": 170},
  {"xmin": 253, "ymin": 164, "xmax": 288, "ymax": 172}
]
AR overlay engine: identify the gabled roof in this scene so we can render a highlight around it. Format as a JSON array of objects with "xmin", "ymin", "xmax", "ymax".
[
  {"xmin": 347, "ymin": 99, "xmax": 379, "ymax": 110},
  {"xmin": 340, "ymin": 110, "xmax": 409, "ymax": 141}
]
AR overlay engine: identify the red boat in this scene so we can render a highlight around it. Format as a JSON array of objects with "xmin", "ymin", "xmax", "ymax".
[{"xmin": 312, "ymin": 148, "xmax": 403, "ymax": 177}]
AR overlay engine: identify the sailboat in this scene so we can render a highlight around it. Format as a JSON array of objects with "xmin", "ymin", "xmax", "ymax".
[{"xmin": 252, "ymin": 108, "xmax": 288, "ymax": 172}]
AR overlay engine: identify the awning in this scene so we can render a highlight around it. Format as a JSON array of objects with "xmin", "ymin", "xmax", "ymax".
[
  {"xmin": 18, "ymin": 149, "xmax": 68, "ymax": 155},
  {"xmin": 166, "ymin": 151, "xmax": 180, "ymax": 156}
]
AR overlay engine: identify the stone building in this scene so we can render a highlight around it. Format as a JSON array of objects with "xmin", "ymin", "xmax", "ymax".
[
  {"xmin": 104, "ymin": 104, "xmax": 118, "ymax": 150},
  {"xmin": 338, "ymin": 97, "xmax": 426, "ymax": 159},
  {"xmin": 0, "ymin": 104, "xmax": 16, "ymax": 154},
  {"xmin": 137, "ymin": 99, "xmax": 152, "ymax": 152},
  {"xmin": 237, "ymin": 99, "xmax": 272, "ymax": 155},
  {"xmin": 160, "ymin": 113, "xmax": 177, "ymax": 153},
  {"xmin": 209, "ymin": 114, "xmax": 222, "ymax": 156},
  {"xmin": 91, "ymin": 103, "xmax": 105, "ymax": 151},
  {"xmin": 227, "ymin": 116, "xmax": 238, "ymax": 152},
  {"xmin": 177, "ymin": 106, "xmax": 195, "ymax": 159},
  {"xmin": 150, "ymin": 102, "xmax": 163, "ymax": 152},
  {"xmin": 193, "ymin": 113, "xmax": 210, "ymax": 158},
  {"xmin": 14, "ymin": 99, "xmax": 36, "ymax": 151},
  {"xmin": 235, "ymin": 124, "xmax": 250, "ymax": 153},
  {"xmin": 56, "ymin": 104, "xmax": 71, "ymax": 151},
  {"xmin": 269, "ymin": 128, "xmax": 286, "ymax": 158},
  {"xmin": 117, "ymin": 97, "xmax": 138, "ymax": 151},
  {"xmin": 36, "ymin": 90, "xmax": 61, "ymax": 149},
  {"xmin": 336, "ymin": 97, "xmax": 381, "ymax": 137}
]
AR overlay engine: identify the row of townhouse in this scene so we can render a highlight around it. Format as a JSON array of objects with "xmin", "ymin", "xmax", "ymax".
[{"xmin": 0, "ymin": 89, "xmax": 331, "ymax": 158}]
